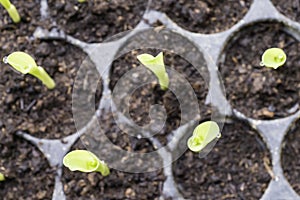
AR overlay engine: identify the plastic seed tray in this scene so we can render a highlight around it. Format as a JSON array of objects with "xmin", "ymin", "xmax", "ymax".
[{"xmin": 7, "ymin": 0, "xmax": 300, "ymax": 199}]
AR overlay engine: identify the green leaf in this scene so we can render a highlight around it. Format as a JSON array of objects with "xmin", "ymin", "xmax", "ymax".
[
  {"xmin": 4, "ymin": 51, "xmax": 37, "ymax": 74},
  {"xmin": 261, "ymin": 48, "xmax": 287, "ymax": 69},
  {"xmin": 0, "ymin": 173, "xmax": 5, "ymax": 181},
  {"xmin": 137, "ymin": 52, "xmax": 169, "ymax": 90},
  {"xmin": 3, "ymin": 51, "xmax": 56, "ymax": 89},
  {"xmin": 63, "ymin": 150, "xmax": 110, "ymax": 176},
  {"xmin": 187, "ymin": 121, "xmax": 221, "ymax": 153}
]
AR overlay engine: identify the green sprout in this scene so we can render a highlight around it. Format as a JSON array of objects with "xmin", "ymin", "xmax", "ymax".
[
  {"xmin": 3, "ymin": 51, "xmax": 56, "ymax": 89},
  {"xmin": 0, "ymin": 0, "xmax": 20, "ymax": 23},
  {"xmin": 78, "ymin": 0, "xmax": 87, "ymax": 2},
  {"xmin": 137, "ymin": 52, "xmax": 169, "ymax": 90},
  {"xmin": 0, "ymin": 173, "xmax": 5, "ymax": 181},
  {"xmin": 187, "ymin": 121, "xmax": 221, "ymax": 153},
  {"xmin": 260, "ymin": 48, "xmax": 287, "ymax": 69},
  {"xmin": 63, "ymin": 150, "xmax": 110, "ymax": 176}
]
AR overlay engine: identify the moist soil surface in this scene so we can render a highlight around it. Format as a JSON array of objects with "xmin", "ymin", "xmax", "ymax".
[
  {"xmin": 173, "ymin": 119, "xmax": 272, "ymax": 200},
  {"xmin": 109, "ymin": 49, "xmax": 211, "ymax": 146},
  {"xmin": 281, "ymin": 119, "xmax": 300, "ymax": 195},
  {"xmin": 1, "ymin": 1, "xmax": 102, "ymax": 139},
  {"xmin": 0, "ymin": 133, "xmax": 55, "ymax": 200},
  {"xmin": 1, "ymin": 1, "xmax": 292, "ymax": 200},
  {"xmin": 62, "ymin": 139, "xmax": 165, "ymax": 200},
  {"xmin": 272, "ymin": 0, "xmax": 300, "ymax": 22},
  {"xmin": 0, "ymin": 38, "xmax": 95, "ymax": 139},
  {"xmin": 97, "ymin": 111, "xmax": 158, "ymax": 153},
  {"xmin": 220, "ymin": 22, "xmax": 300, "ymax": 119},
  {"xmin": 0, "ymin": 0, "xmax": 40, "ymax": 28},
  {"xmin": 150, "ymin": 0, "xmax": 252, "ymax": 34},
  {"xmin": 48, "ymin": 0, "xmax": 148, "ymax": 43},
  {"xmin": 1, "ymin": 2, "xmax": 55, "ymax": 200}
]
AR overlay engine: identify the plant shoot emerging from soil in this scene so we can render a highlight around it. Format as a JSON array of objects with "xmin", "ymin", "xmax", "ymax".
[
  {"xmin": 0, "ymin": 0, "xmax": 20, "ymax": 23},
  {"xmin": 137, "ymin": 52, "xmax": 169, "ymax": 90},
  {"xmin": 63, "ymin": 150, "xmax": 110, "ymax": 176},
  {"xmin": 3, "ymin": 52, "xmax": 56, "ymax": 89},
  {"xmin": 188, "ymin": 121, "xmax": 221, "ymax": 153},
  {"xmin": 260, "ymin": 48, "xmax": 286, "ymax": 69},
  {"xmin": 0, "ymin": 173, "xmax": 5, "ymax": 181}
]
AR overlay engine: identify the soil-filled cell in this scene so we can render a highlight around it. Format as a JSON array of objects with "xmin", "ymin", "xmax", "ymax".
[
  {"xmin": 1, "ymin": 38, "xmax": 102, "ymax": 139},
  {"xmin": 109, "ymin": 48, "xmax": 211, "ymax": 146},
  {"xmin": 281, "ymin": 119, "xmax": 300, "ymax": 195},
  {"xmin": 48, "ymin": 0, "xmax": 148, "ymax": 43},
  {"xmin": 173, "ymin": 119, "xmax": 272, "ymax": 199},
  {"xmin": 220, "ymin": 22, "xmax": 300, "ymax": 119},
  {"xmin": 272, "ymin": 0, "xmax": 300, "ymax": 22},
  {"xmin": 0, "ymin": 134, "xmax": 55, "ymax": 199},
  {"xmin": 150, "ymin": 0, "xmax": 252, "ymax": 34},
  {"xmin": 61, "ymin": 140, "xmax": 165, "ymax": 200},
  {"xmin": 0, "ymin": 0, "xmax": 41, "ymax": 27}
]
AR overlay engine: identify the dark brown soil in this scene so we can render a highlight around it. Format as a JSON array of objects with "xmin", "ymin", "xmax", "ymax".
[
  {"xmin": 272, "ymin": 0, "xmax": 300, "ymax": 22},
  {"xmin": 109, "ymin": 49, "xmax": 211, "ymax": 146},
  {"xmin": 48, "ymin": 0, "xmax": 148, "ymax": 43},
  {"xmin": 281, "ymin": 119, "xmax": 300, "ymax": 195},
  {"xmin": 219, "ymin": 22, "xmax": 300, "ymax": 119},
  {"xmin": 98, "ymin": 111, "xmax": 157, "ymax": 153},
  {"xmin": 1, "ymin": 1, "xmax": 292, "ymax": 199},
  {"xmin": 0, "ymin": 133, "xmax": 55, "ymax": 200},
  {"xmin": 1, "ymin": 2, "xmax": 56, "ymax": 200},
  {"xmin": 150, "ymin": 0, "xmax": 252, "ymax": 34},
  {"xmin": 0, "ymin": 0, "xmax": 40, "ymax": 28},
  {"xmin": 62, "ymin": 140, "xmax": 165, "ymax": 200},
  {"xmin": 173, "ymin": 119, "xmax": 272, "ymax": 200},
  {"xmin": 1, "ymin": 1, "xmax": 102, "ymax": 138},
  {"xmin": 0, "ymin": 39, "xmax": 99, "ymax": 139}
]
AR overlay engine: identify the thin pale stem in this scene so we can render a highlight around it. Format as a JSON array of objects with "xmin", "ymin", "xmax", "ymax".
[{"xmin": 30, "ymin": 66, "xmax": 56, "ymax": 89}]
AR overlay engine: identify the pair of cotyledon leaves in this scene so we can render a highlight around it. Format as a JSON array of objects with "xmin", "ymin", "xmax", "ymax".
[
  {"xmin": 260, "ymin": 48, "xmax": 286, "ymax": 69},
  {"xmin": 63, "ymin": 150, "xmax": 110, "ymax": 176},
  {"xmin": 3, "ymin": 52, "xmax": 56, "ymax": 89}
]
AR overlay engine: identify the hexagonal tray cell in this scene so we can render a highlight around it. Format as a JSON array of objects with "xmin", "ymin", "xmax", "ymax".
[
  {"xmin": 271, "ymin": 0, "xmax": 300, "ymax": 22},
  {"xmin": 47, "ymin": 0, "xmax": 148, "ymax": 43},
  {"xmin": 61, "ymin": 139, "xmax": 165, "ymax": 200},
  {"xmin": 109, "ymin": 48, "xmax": 211, "ymax": 146},
  {"xmin": 1, "ymin": 38, "xmax": 102, "ymax": 139},
  {"xmin": 0, "ymin": 134, "xmax": 55, "ymax": 199},
  {"xmin": 219, "ymin": 22, "xmax": 300, "ymax": 120},
  {"xmin": 281, "ymin": 118, "xmax": 300, "ymax": 195},
  {"xmin": 150, "ymin": 0, "xmax": 252, "ymax": 34},
  {"xmin": 173, "ymin": 119, "xmax": 272, "ymax": 199}
]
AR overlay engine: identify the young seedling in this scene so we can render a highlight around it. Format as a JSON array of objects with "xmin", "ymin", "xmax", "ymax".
[
  {"xmin": 260, "ymin": 48, "xmax": 286, "ymax": 69},
  {"xmin": 187, "ymin": 121, "xmax": 221, "ymax": 154},
  {"xmin": 0, "ymin": 173, "xmax": 5, "ymax": 181},
  {"xmin": 137, "ymin": 52, "xmax": 169, "ymax": 90},
  {"xmin": 3, "ymin": 51, "xmax": 56, "ymax": 89},
  {"xmin": 63, "ymin": 150, "xmax": 110, "ymax": 176},
  {"xmin": 0, "ymin": 0, "xmax": 20, "ymax": 23}
]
